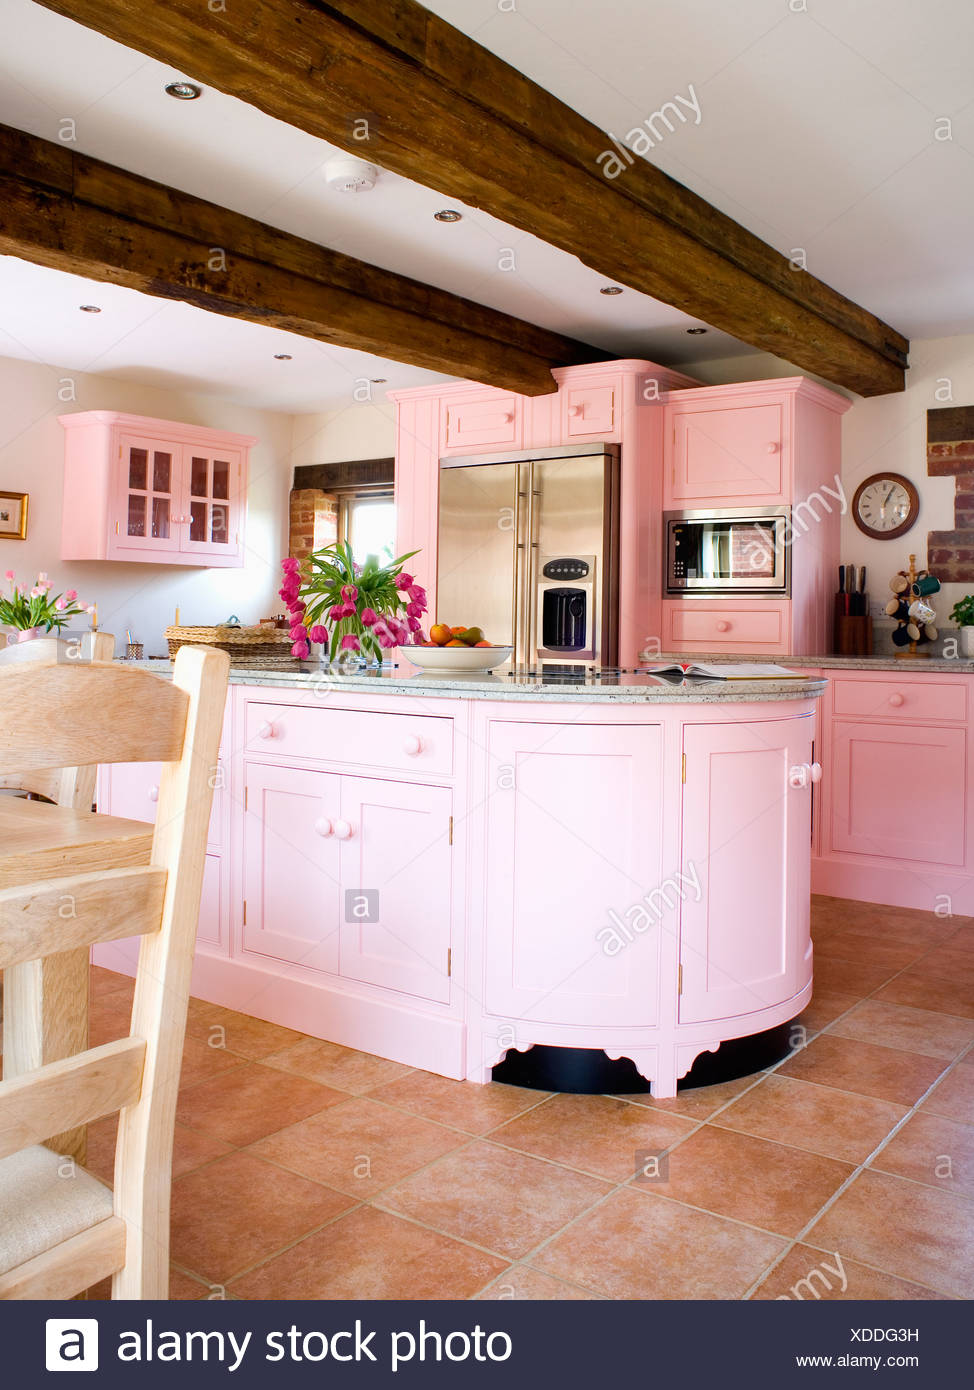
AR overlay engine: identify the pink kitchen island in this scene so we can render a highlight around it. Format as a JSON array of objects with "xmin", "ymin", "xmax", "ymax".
[{"xmin": 96, "ymin": 664, "xmax": 825, "ymax": 1098}]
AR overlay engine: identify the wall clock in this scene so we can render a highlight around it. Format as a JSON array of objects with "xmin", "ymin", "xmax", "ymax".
[{"xmin": 851, "ymin": 472, "xmax": 919, "ymax": 539}]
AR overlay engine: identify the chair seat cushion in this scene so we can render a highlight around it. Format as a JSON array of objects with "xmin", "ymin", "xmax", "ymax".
[{"xmin": 0, "ymin": 1145, "xmax": 113, "ymax": 1275}]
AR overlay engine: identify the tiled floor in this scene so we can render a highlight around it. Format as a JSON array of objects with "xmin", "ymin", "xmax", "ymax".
[{"xmin": 61, "ymin": 897, "xmax": 974, "ymax": 1297}]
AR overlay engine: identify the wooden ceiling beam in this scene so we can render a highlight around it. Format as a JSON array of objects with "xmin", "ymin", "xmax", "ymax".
[
  {"xmin": 32, "ymin": 0, "xmax": 908, "ymax": 395},
  {"xmin": 0, "ymin": 123, "xmax": 606, "ymax": 396}
]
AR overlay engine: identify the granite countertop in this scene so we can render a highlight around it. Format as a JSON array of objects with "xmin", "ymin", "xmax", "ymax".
[
  {"xmin": 657, "ymin": 653, "xmax": 974, "ymax": 673},
  {"xmin": 124, "ymin": 658, "xmax": 825, "ymax": 704}
]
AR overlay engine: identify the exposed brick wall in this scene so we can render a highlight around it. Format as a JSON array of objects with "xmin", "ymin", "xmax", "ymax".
[
  {"xmin": 288, "ymin": 488, "xmax": 338, "ymax": 562},
  {"xmin": 926, "ymin": 424, "xmax": 974, "ymax": 580}
]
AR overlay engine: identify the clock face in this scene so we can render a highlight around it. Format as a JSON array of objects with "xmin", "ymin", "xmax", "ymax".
[{"xmin": 852, "ymin": 473, "xmax": 918, "ymax": 539}]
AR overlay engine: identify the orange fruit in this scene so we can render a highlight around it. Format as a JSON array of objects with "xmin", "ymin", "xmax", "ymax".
[
  {"xmin": 474, "ymin": 641, "xmax": 492, "ymax": 647},
  {"xmin": 450, "ymin": 625, "xmax": 467, "ymax": 635},
  {"xmin": 445, "ymin": 639, "xmax": 467, "ymax": 647},
  {"xmin": 429, "ymin": 623, "xmax": 451, "ymax": 646}
]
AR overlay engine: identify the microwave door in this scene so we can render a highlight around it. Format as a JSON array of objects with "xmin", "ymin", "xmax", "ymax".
[{"xmin": 437, "ymin": 460, "xmax": 518, "ymax": 657}]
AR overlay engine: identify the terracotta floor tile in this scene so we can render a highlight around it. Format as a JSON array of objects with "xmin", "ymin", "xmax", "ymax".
[
  {"xmin": 475, "ymin": 1266, "xmax": 600, "ymax": 1300},
  {"xmin": 249, "ymin": 1096, "xmax": 468, "ymax": 1197},
  {"xmin": 83, "ymin": 1116, "xmax": 233, "ymax": 1183},
  {"xmin": 89, "ymin": 966, "xmax": 135, "ymax": 1001},
  {"xmin": 778, "ymin": 1033, "xmax": 946, "ymax": 1107},
  {"xmin": 377, "ymin": 1140, "xmax": 610, "ymax": 1258},
  {"xmin": 86, "ymin": 1266, "xmax": 208, "ymax": 1300},
  {"xmin": 827, "ymin": 1000, "xmax": 974, "ymax": 1061},
  {"xmin": 262, "ymin": 1037, "xmax": 413, "ymax": 1094},
  {"xmin": 810, "ymin": 955, "xmax": 900, "ymax": 998},
  {"xmin": 636, "ymin": 1125, "xmax": 853, "ymax": 1236},
  {"xmin": 185, "ymin": 998, "xmax": 307, "ymax": 1059},
  {"xmin": 491, "ymin": 1093, "xmax": 695, "ymax": 1182},
  {"xmin": 714, "ymin": 1073, "xmax": 906, "ymax": 1164},
  {"xmin": 178, "ymin": 1034, "xmax": 249, "ymax": 1091},
  {"xmin": 798, "ymin": 986, "xmax": 861, "ymax": 1034},
  {"xmin": 176, "ymin": 1061, "xmax": 345, "ymax": 1145},
  {"xmin": 616, "ymin": 1075, "xmax": 756, "ymax": 1121},
  {"xmin": 811, "ymin": 900, "xmax": 952, "ymax": 948},
  {"xmin": 870, "ymin": 1112, "xmax": 974, "ymax": 1197},
  {"xmin": 923, "ymin": 1064, "xmax": 974, "ymax": 1124},
  {"xmin": 172, "ymin": 1150, "xmax": 354, "ymax": 1283},
  {"xmin": 371, "ymin": 1070, "xmax": 549, "ymax": 1134},
  {"xmin": 813, "ymin": 932, "xmax": 927, "ymax": 971},
  {"xmin": 231, "ymin": 1205, "xmax": 506, "ymax": 1300},
  {"xmin": 534, "ymin": 1187, "xmax": 785, "ymax": 1299},
  {"xmin": 874, "ymin": 973, "xmax": 974, "ymax": 1020},
  {"xmin": 87, "ymin": 993, "xmax": 133, "ymax": 1048},
  {"xmin": 904, "ymin": 947, "xmax": 974, "ymax": 989},
  {"xmin": 804, "ymin": 1169, "xmax": 974, "ymax": 1298},
  {"xmin": 751, "ymin": 1244, "xmax": 949, "ymax": 1301}
]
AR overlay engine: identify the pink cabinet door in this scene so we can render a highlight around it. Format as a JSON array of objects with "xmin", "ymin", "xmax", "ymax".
[
  {"xmin": 667, "ymin": 403, "xmax": 784, "ymax": 503},
  {"xmin": 198, "ymin": 853, "xmax": 225, "ymax": 950},
  {"xmin": 563, "ymin": 383, "xmax": 617, "ymax": 438},
  {"xmin": 104, "ymin": 753, "xmax": 225, "ymax": 852},
  {"xmin": 830, "ymin": 721, "xmax": 966, "ymax": 866},
  {"xmin": 441, "ymin": 393, "xmax": 520, "ymax": 453},
  {"xmin": 242, "ymin": 762, "xmax": 341, "ymax": 974},
  {"xmin": 179, "ymin": 447, "xmax": 244, "ymax": 562},
  {"xmin": 483, "ymin": 721, "xmax": 663, "ymax": 1026},
  {"xmin": 679, "ymin": 716, "xmax": 813, "ymax": 1023},
  {"xmin": 338, "ymin": 776, "xmax": 453, "ymax": 1003},
  {"xmin": 111, "ymin": 434, "xmax": 183, "ymax": 556}
]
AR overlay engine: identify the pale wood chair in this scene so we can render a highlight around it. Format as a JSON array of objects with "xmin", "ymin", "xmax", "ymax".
[
  {"xmin": 0, "ymin": 644, "xmax": 229, "ymax": 1299},
  {"xmin": 0, "ymin": 631, "xmax": 116, "ymax": 1162}
]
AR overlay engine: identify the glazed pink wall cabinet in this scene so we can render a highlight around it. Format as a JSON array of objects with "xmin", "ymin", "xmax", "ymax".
[{"xmin": 59, "ymin": 411, "xmax": 255, "ymax": 567}]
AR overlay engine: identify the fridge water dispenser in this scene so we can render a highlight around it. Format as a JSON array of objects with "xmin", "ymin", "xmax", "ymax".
[{"xmin": 537, "ymin": 556, "xmax": 596, "ymax": 660}]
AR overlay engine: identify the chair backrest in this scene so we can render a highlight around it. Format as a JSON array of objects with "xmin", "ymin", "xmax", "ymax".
[
  {"xmin": 0, "ymin": 644, "xmax": 229, "ymax": 1299},
  {"xmin": 0, "ymin": 631, "xmax": 116, "ymax": 808}
]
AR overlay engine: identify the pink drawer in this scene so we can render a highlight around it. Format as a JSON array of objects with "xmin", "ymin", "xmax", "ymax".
[
  {"xmin": 442, "ymin": 394, "xmax": 520, "ymax": 452},
  {"xmin": 244, "ymin": 702, "xmax": 453, "ymax": 776},
  {"xmin": 832, "ymin": 677, "xmax": 967, "ymax": 723},
  {"xmin": 663, "ymin": 601, "xmax": 788, "ymax": 652},
  {"xmin": 565, "ymin": 384, "xmax": 616, "ymax": 437}
]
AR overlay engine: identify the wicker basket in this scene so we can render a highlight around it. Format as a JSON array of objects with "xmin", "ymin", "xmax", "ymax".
[{"xmin": 165, "ymin": 624, "xmax": 301, "ymax": 669}]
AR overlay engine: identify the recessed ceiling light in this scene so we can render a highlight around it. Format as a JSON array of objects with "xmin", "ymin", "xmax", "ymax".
[
  {"xmin": 434, "ymin": 209, "xmax": 463, "ymax": 223},
  {"xmin": 273, "ymin": 353, "xmax": 292, "ymax": 361},
  {"xmin": 78, "ymin": 304, "xmax": 101, "ymax": 313},
  {"xmin": 685, "ymin": 326, "xmax": 708, "ymax": 335},
  {"xmin": 599, "ymin": 286, "xmax": 624, "ymax": 296},
  {"xmin": 165, "ymin": 81, "xmax": 202, "ymax": 100}
]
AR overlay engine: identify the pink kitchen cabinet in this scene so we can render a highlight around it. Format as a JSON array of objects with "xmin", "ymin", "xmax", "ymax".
[
  {"xmin": 661, "ymin": 598, "xmax": 790, "ymax": 654},
  {"xmin": 679, "ymin": 716, "xmax": 815, "ymax": 1024},
  {"xmin": 667, "ymin": 401, "xmax": 784, "ymax": 503},
  {"xmin": 481, "ymin": 719, "xmax": 664, "ymax": 1027},
  {"xmin": 59, "ymin": 411, "xmax": 255, "ymax": 567}
]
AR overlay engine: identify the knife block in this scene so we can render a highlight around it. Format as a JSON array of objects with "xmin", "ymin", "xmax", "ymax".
[{"xmin": 834, "ymin": 614, "xmax": 873, "ymax": 656}]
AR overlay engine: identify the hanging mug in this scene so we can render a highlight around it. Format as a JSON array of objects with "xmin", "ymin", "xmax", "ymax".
[
  {"xmin": 886, "ymin": 598, "xmax": 909, "ymax": 619},
  {"xmin": 912, "ymin": 575, "xmax": 941, "ymax": 597},
  {"xmin": 891, "ymin": 625, "xmax": 912, "ymax": 647},
  {"xmin": 909, "ymin": 598, "xmax": 937, "ymax": 624},
  {"xmin": 889, "ymin": 573, "xmax": 910, "ymax": 594}
]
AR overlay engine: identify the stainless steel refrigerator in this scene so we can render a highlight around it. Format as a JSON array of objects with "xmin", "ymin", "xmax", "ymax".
[{"xmin": 437, "ymin": 442, "xmax": 620, "ymax": 669}]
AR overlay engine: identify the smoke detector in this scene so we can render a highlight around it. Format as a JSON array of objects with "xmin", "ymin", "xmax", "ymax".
[{"xmin": 323, "ymin": 156, "xmax": 378, "ymax": 193}]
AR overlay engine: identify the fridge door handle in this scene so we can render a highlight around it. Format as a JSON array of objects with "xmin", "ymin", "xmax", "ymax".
[{"xmin": 513, "ymin": 469, "xmax": 527, "ymax": 667}]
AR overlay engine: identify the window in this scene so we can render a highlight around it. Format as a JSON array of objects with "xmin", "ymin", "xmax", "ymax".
[{"xmin": 341, "ymin": 493, "xmax": 396, "ymax": 566}]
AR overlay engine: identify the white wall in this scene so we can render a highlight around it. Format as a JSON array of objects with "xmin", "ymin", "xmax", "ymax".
[
  {"xmin": 289, "ymin": 396, "xmax": 396, "ymax": 468},
  {"xmin": 0, "ymin": 356, "xmax": 294, "ymax": 656}
]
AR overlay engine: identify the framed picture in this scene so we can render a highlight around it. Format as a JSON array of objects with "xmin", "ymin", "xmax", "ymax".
[{"xmin": 0, "ymin": 492, "xmax": 28, "ymax": 540}]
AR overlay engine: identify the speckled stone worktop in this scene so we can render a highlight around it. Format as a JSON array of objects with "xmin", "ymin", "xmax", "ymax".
[
  {"xmin": 124, "ymin": 658, "xmax": 825, "ymax": 704},
  {"xmin": 659, "ymin": 654, "xmax": 974, "ymax": 673}
]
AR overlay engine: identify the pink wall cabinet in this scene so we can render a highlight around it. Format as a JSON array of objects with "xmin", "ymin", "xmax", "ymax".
[
  {"xmin": 60, "ymin": 411, "xmax": 255, "ymax": 567},
  {"xmin": 679, "ymin": 716, "xmax": 814, "ymax": 1024},
  {"xmin": 482, "ymin": 719, "xmax": 663, "ymax": 1027},
  {"xmin": 667, "ymin": 401, "xmax": 784, "ymax": 503}
]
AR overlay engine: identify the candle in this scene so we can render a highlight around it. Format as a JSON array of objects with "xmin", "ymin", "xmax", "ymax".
[
  {"xmin": 91, "ymin": 604, "xmax": 98, "ymax": 631},
  {"xmin": 174, "ymin": 606, "xmax": 180, "ymax": 627}
]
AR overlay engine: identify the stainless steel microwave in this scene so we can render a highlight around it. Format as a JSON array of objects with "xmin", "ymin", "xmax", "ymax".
[{"xmin": 665, "ymin": 506, "xmax": 791, "ymax": 596}]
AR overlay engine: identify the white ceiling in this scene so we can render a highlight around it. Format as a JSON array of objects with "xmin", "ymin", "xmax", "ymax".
[{"xmin": 0, "ymin": 0, "xmax": 971, "ymax": 412}]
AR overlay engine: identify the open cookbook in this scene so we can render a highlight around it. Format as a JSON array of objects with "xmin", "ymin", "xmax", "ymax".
[{"xmin": 642, "ymin": 662, "xmax": 805, "ymax": 680}]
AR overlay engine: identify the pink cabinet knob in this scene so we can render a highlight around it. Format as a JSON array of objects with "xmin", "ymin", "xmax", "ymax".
[
  {"xmin": 716, "ymin": 620, "xmax": 731, "ymax": 632},
  {"xmin": 567, "ymin": 404, "xmax": 584, "ymax": 418},
  {"xmin": 258, "ymin": 721, "xmax": 275, "ymax": 740},
  {"xmin": 888, "ymin": 693, "xmax": 904, "ymax": 707},
  {"xmin": 766, "ymin": 442, "xmax": 779, "ymax": 454},
  {"xmin": 148, "ymin": 785, "xmax": 159, "ymax": 803},
  {"xmin": 503, "ymin": 411, "xmax": 514, "ymax": 423},
  {"xmin": 789, "ymin": 762, "xmax": 822, "ymax": 789},
  {"xmin": 314, "ymin": 817, "xmax": 333, "ymax": 837},
  {"xmin": 403, "ymin": 734, "xmax": 423, "ymax": 755},
  {"xmin": 333, "ymin": 819, "xmax": 353, "ymax": 840},
  {"xmin": 809, "ymin": 762, "xmax": 822, "ymax": 783}
]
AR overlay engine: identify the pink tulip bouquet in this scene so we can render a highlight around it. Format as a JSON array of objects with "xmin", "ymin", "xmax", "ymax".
[
  {"xmin": 278, "ymin": 542, "xmax": 428, "ymax": 664},
  {"xmin": 0, "ymin": 570, "xmax": 95, "ymax": 640}
]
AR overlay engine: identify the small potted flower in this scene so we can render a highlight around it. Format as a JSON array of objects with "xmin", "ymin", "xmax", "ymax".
[
  {"xmin": 0, "ymin": 571, "xmax": 96, "ymax": 665},
  {"xmin": 950, "ymin": 594, "xmax": 974, "ymax": 657},
  {"xmin": 279, "ymin": 542, "xmax": 428, "ymax": 666}
]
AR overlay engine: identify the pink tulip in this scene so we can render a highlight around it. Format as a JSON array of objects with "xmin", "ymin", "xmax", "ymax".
[
  {"xmin": 396, "ymin": 573, "xmax": 414, "ymax": 590},
  {"xmin": 291, "ymin": 639, "xmax": 309, "ymax": 658},
  {"xmin": 407, "ymin": 584, "xmax": 426, "ymax": 604},
  {"xmin": 406, "ymin": 600, "xmax": 423, "ymax": 619},
  {"xmin": 55, "ymin": 597, "xmax": 68, "ymax": 611},
  {"xmin": 376, "ymin": 631, "xmax": 395, "ymax": 649},
  {"xmin": 341, "ymin": 583, "xmax": 358, "ymax": 603},
  {"xmin": 340, "ymin": 633, "xmax": 361, "ymax": 652},
  {"xmin": 29, "ymin": 586, "xmax": 42, "ymax": 598},
  {"xmin": 360, "ymin": 607, "xmax": 377, "ymax": 627},
  {"xmin": 407, "ymin": 615, "xmax": 422, "ymax": 632},
  {"xmin": 64, "ymin": 589, "xmax": 77, "ymax": 601},
  {"xmin": 289, "ymin": 623, "xmax": 306, "ymax": 639},
  {"xmin": 308, "ymin": 624, "xmax": 327, "ymax": 643},
  {"xmin": 4, "ymin": 570, "xmax": 14, "ymax": 582},
  {"xmin": 290, "ymin": 600, "xmax": 306, "ymax": 614},
  {"xmin": 281, "ymin": 557, "xmax": 301, "ymax": 573},
  {"xmin": 86, "ymin": 605, "xmax": 97, "ymax": 615}
]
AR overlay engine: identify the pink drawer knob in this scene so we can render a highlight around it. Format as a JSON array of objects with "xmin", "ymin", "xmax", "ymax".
[
  {"xmin": 888, "ymin": 693, "xmax": 904, "ymax": 707},
  {"xmin": 148, "ymin": 785, "xmax": 159, "ymax": 803},
  {"xmin": 766, "ymin": 442, "xmax": 779, "ymax": 454},
  {"xmin": 333, "ymin": 819, "xmax": 353, "ymax": 840},
  {"xmin": 258, "ymin": 721, "xmax": 276, "ymax": 740},
  {"xmin": 809, "ymin": 762, "xmax": 822, "ymax": 783},
  {"xmin": 788, "ymin": 763, "xmax": 820, "ymax": 789},
  {"xmin": 502, "ymin": 411, "xmax": 514, "ymax": 423},
  {"xmin": 568, "ymin": 404, "xmax": 584, "ymax": 418},
  {"xmin": 314, "ymin": 817, "xmax": 333, "ymax": 838},
  {"xmin": 716, "ymin": 620, "xmax": 731, "ymax": 632},
  {"xmin": 403, "ymin": 734, "xmax": 423, "ymax": 755}
]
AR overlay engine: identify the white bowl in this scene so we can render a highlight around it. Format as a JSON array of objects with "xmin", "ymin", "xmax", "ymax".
[{"xmin": 400, "ymin": 644, "xmax": 513, "ymax": 674}]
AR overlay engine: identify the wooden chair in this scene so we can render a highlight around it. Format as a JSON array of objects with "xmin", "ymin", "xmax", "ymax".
[
  {"xmin": 0, "ymin": 632, "xmax": 116, "ymax": 1163},
  {"xmin": 0, "ymin": 644, "xmax": 229, "ymax": 1299}
]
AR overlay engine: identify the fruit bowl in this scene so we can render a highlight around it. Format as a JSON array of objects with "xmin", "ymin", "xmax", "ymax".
[{"xmin": 400, "ymin": 644, "xmax": 513, "ymax": 674}]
